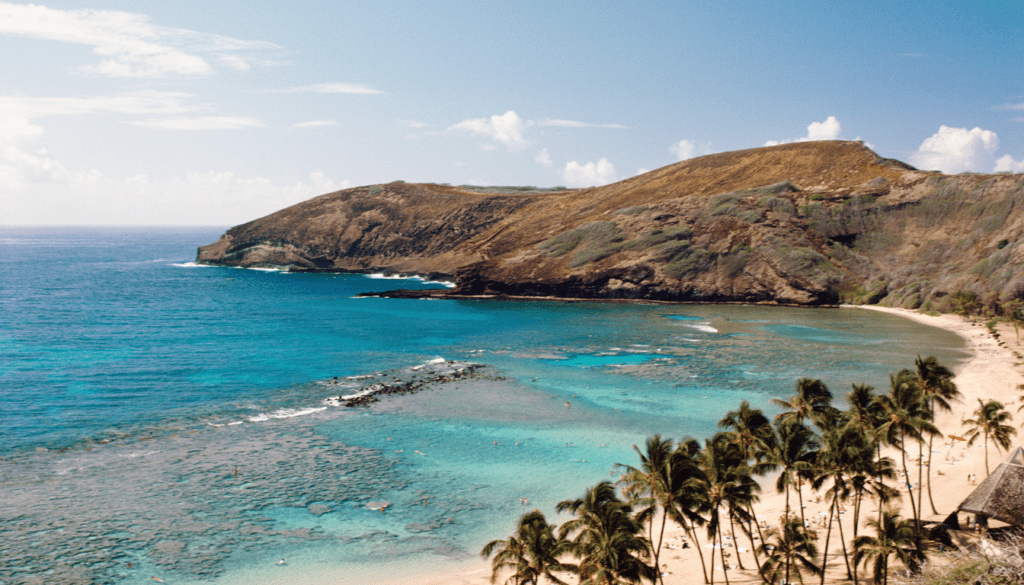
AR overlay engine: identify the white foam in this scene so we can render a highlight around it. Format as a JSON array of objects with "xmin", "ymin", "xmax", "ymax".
[
  {"xmin": 339, "ymin": 384, "xmax": 383, "ymax": 401},
  {"xmin": 365, "ymin": 273, "xmax": 456, "ymax": 288},
  {"xmin": 171, "ymin": 262, "xmax": 212, "ymax": 268},
  {"xmin": 685, "ymin": 322, "xmax": 718, "ymax": 333},
  {"xmin": 247, "ymin": 407, "xmax": 327, "ymax": 422}
]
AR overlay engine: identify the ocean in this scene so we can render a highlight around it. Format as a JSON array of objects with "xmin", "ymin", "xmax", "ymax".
[{"xmin": 0, "ymin": 226, "xmax": 966, "ymax": 584}]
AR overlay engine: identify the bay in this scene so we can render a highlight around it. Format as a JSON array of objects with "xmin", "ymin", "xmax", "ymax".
[{"xmin": 0, "ymin": 226, "xmax": 966, "ymax": 584}]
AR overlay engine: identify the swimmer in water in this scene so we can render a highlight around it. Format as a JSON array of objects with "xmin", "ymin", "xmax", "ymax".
[{"xmin": 566, "ymin": 401, "xmax": 571, "ymax": 410}]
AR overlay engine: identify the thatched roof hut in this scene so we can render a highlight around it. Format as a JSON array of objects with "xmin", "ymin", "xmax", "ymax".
[{"xmin": 956, "ymin": 446, "xmax": 1024, "ymax": 528}]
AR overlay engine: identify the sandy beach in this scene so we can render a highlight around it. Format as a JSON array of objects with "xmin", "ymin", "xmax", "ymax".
[{"xmin": 384, "ymin": 305, "xmax": 1024, "ymax": 585}]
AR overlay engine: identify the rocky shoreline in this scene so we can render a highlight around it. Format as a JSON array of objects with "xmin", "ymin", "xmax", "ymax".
[{"xmin": 320, "ymin": 360, "xmax": 493, "ymax": 407}]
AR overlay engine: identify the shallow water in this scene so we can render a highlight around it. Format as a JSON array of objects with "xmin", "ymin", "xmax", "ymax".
[{"xmin": 0, "ymin": 227, "xmax": 967, "ymax": 584}]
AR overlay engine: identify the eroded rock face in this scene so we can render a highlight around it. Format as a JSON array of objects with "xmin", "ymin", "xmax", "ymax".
[{"xmin": 198, "ymin": 141, "xmax": 1024, "ymax": 309}]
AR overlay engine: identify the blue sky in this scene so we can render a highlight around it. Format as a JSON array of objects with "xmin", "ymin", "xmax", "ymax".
[{"xmin": 2, "ymin": 0, "xmax": 1023, "ymax": 225}]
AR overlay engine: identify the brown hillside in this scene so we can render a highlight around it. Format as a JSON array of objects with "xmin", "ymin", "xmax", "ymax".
[{"xmin": 197, "ymin": 141, "xmax": 1024, "ymax": 310}]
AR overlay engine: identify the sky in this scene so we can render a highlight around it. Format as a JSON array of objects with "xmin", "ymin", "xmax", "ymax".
[{"xmin": 2, "ymin": 1, "xmax": 1023, "ymax": 226}]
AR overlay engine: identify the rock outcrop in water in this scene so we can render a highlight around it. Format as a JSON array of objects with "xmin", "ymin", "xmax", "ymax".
[{"xmin": 197, "ymin": 141, "xmax": 1024, "ymax": 311}]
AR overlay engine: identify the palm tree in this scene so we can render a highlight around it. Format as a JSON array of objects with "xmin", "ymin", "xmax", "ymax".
[
  {"xmin": 617, "ymin": 435, "xmax": 695, "ymax": 585},
  {"xmin": 963, "ymin": 398, "xmax": 1017, "ymax": 475},
  {"xmin": 875, "ymin": 369, "xmax": 936, "ymax": 525},
  {"xmin": 767, "ymin": 417, "xmax": 819, "ymax": 527},
  {"xmin": 1017, "ymin": 385, "xmax": 1024, "ymax": 424},
  {"xmin": 696, "ymin": 433, "xmax": 757, "ymax": 585},
  {"xmin": 813, "ymin": 417, "xmax": 869, "ymax": 584},
  {"xmin": 848, "ymin": 454, "xmax": 898, "ymax": 585},
  {"xmin": 668, "ymin": 438, "xmax": 713, "ymax": 584},
  {"xmin": 844, "ymin": 383, "xmax": 893, "ymax": 531},
  {"xmin": 718, "ymin": 400, "xmax": 775, "ymax": 567},
  {"xmin": 756, "ymin": 515, "xmax": 822, "ymax": 585},
  {"xmin": 482, "ymin": 509, "xmax": 575, "ymax": 585},
  {"xmin": 557, "ymin": 481, "xmax": 656, "ymax": 585},
  {"xmin": 913, "ymin": 355, "xmax": 960, "ymax": 515},
  {"xmin": 852, "ymin": 507, "xmax": 925, "ymax": 585},
  {"xmin": 772, "ymin": 378, "xmax": 834, "ymax": 426}
]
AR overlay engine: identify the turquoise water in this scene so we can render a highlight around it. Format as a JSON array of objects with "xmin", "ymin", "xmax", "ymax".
[{"xmin": 0, "ymin": 227, "xmax": 967, "ymax": 584}]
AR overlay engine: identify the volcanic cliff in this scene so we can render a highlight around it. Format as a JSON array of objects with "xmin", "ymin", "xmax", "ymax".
[{"xmin": 197, "ymin": 141, "xmax": 1024, "ymax": 311}]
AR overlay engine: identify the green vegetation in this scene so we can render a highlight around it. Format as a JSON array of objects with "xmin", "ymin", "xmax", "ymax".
[
  {"xmin": 721, "ymin": 242, "xmax": 753, "ymax": 277},
  {"xmin": 481, "ymin": 356, "xmax": 981, "ymax": 585},
  {"xmin": 901, "ymin": 535, "xmax": 1024, "ymax": 584},
  {"xmin": 963, "ymin": 398, "xmax": 1017, "ymax": 475},
  {"xmin": 663, "ymin": 248, "xmax": 717, "ymax": 280},
  {"xmin": 952, "ymin": 290, "xmax": 981, "ymax": 318},
  {"xmin": 539, "ymin": 221, "xmax": 625, "ymax": 268},
  {"xmin": 757, "ymin": 195, "xmax": 797, "ymax": 215},
  {"xmin": 705, "ymin": 183, "xmax": 799, "ymax": 223},
  {"xmin": 706, "ymin": 192, "xmax": 764, "ymax": 223},
  {"xmin": 540, "ymin": 222, "xmax": 699, "ymax": 270}
]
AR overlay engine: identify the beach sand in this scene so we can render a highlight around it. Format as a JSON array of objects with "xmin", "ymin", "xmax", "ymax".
[{"xmin": 383, "ymin": 306, "xmax": 1024, "ymax": 585}]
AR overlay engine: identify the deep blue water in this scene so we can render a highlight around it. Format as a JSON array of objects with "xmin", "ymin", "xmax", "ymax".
[{"xmin": 0, "ymin": 226, "xmax": 967, "ymax": 584}]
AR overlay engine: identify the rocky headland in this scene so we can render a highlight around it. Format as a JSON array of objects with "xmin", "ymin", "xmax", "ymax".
[{"xmin": 197, "ymin": 140, "xmax": 1024, "ymax": 312}]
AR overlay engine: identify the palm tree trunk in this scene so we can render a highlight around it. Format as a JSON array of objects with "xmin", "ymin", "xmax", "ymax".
[
  {"xmin": 744, "ymin": 501, "xmax": 763, "ymax": 570},
  {"xmin": 984, "ymin": 434, "xmax": 990, "ymax": 475},
  {"xmin": 900, "ymin": 432, "xmax": 919, "ymax": 525},
  {"xmin": 785, "ymin": 481, "xmax": 791, "ymax": 522},
  {"xmin": 926, "ymin": 433, "xmax": 939, "ymax": 515},
  {"xmin": 717, "ymin": 520, "xmax": 731, "ymax": 585},
  {"xmin": 654, "ymin": 516, "xmax": 665, "ymax": 585},
  {"xmin": 917, "ymin": 440, "xmax": 925, "ymax": 519},
  {"xmin": 853, "ymin": 488, "xmax": 862, "ymax": 540},
  {"xmin": 876, "ymin": 443, "xmax": 884, "ymax": 527},
  {"xmin": 651, "ymin": 508, "xmax": 667, "ymax": 585},
  {"xmin": 836, "ymin": 502, "xmax": 853, "ymax": 580},
  {"xmin": 852, "ymin": 488, "xmax": 862, "ymax": 585},
  {"xmin": 685, "ymin": 519, "xmax": 710, "ymax": 584},
  {"xmin": 819, "ymin": 494, "xmax": 837, "ymax": 585},
  {"xmin": 785, "ymin": 542, "xmax": 791, "ymax": 585},
  {"xmin": 796, "ymin": 480, "xmax": 807, "ymax": 526},
  {"xmin": 727, "ymin": 512, "xmax": 745, "ymax": 570},
  {"xmin": 709, "ymin": 515, "xmax": 717, "ymax": 585}
]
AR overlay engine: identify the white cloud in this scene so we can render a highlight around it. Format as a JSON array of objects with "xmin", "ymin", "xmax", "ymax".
[
  {"xmin": 0, "ymin": 115, "xmax": 346, "ymax": 224},
  {"xmin": 994, "ymin": 154, "xmax": 1024, "ymax": 173},
  {"xmin": 806, "ymin": 116, "xmax": 842, "ymax": 141},
  {"xmin": 538, "ymin": 119, "xmax": 627, "ymax": 129},
  {"xmin": 909, "ymin": 126, "xmax": 999, "ymax": 173},
  {"xmin": 992, "ymin": 102, "xmax": 1024, "ymax": 112},
  {"xmin": 672, "ymin": 139, "xmax": 697, "ymax": 161},
  {"xmin": 534, "ymin": 148, "xmax": 552, "ymax": 166},
  {"xmin": 670, "ymin": 139, "xmax": 713, "ymax": 161},
  {"xmin": 0, "ymin": 116, "xmax": 70, "ymax": 190},
  {"xmin": 562, "ymin": 159, "xmax": 617, "ymax": 187},
  {"xmin": 0, "ymin": 92, "xmax": 196, "ymax": 118},
  {"xmin": 270, "ymin": 83, "xmax": 384, "ymax": 95},
  {"xmin": 449, "ymin": 110, "xmax": 529, "ymax": 150},
  {"xmin": 765, "ymin": 116, "xmax": 842, "ymax": 146},
  {"xmin": 292, "ymin": 120, "xmax": 337, "ymax": 128},
  {"xmin": 0, "ymin": 2, "xmax": 278, "ymax": 78},
  {"xmin": 636, "ymin": 167, "xmax": 651, "ymax": 176},
  {"xmin": 130, "ymin": 117, "xmax": 263, "ymax": 130}
]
